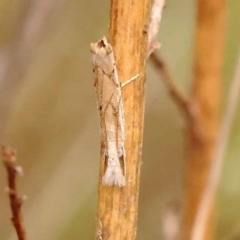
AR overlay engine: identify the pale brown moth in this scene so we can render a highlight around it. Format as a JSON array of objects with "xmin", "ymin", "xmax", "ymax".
[{"xmin": 90, "ymin": 36, "xmax": 138, "ymax": 187}]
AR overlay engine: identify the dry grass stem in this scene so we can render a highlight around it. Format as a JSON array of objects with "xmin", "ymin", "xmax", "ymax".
[{"xmin": 95, "ymin": 0, "xmax": 151, "ymax": 239}]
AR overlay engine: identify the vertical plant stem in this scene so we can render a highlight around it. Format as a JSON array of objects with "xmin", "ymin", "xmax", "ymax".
[
  {"xmin": 182, "ymin": 0, "xmax": 226, "ymax": 239},
  {"xmin": 95, "ymin": 0, "xmax": 151, "ymax": 239}
]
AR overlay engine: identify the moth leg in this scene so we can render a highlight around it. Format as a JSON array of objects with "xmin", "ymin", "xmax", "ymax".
[{"xmin": 121, "ymin": 73, "xmax": 139, "ymax": 87}]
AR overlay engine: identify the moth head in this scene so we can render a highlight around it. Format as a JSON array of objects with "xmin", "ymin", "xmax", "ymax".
[{"xmin": 98, "ymin": 36, "xmax": 113, "ymax": 54}]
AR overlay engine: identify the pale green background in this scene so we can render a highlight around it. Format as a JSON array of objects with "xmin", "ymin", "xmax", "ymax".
[{"xmin": 0, "ymin": 1, "xmax": 239, "ymax": 239}]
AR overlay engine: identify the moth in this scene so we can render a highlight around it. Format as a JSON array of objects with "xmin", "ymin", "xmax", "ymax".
[{"xmin": 90, "ymin": 36, "xmax": 138, "ymax": 187}]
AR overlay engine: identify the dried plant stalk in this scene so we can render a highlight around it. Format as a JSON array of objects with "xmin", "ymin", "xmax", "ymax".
[
  {"xmin": 191, "ymin": 50, "xmax": 240, "ymax": 240},
  {"xmin": 182, "ymin": 0, "xmax": 226, "ymax": 239},
  {"xmin": 95, "ymin": 0, "xmax": 151, "ymax": 239}
]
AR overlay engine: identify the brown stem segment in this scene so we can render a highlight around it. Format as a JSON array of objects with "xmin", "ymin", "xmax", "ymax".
[
  {"xmin": 182, "ymin": 0, "xmax": 226, "ymax": 239},
  {"xmin": 2, "ymin": 146, "xmax": 27, "ymax": 240},
  {"xmin": 95, "ymin": 0, "xmax": 151, "ymax": 239}
]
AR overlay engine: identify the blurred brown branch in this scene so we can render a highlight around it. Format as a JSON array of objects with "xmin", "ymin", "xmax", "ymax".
[
  {"xmin": 183, "ymin": 1, "xmax": 226, "ymax": 239},
  {"xmin": 191, "ymin": 49, "xmax": 240, "ymax": 240},
  {"xmin": 2, "ymin": 146, "xmax": 27, "ymax": 240},
  {"xmin": 149, "ymin": 0, "xmax": 226, "ymax": 239}
]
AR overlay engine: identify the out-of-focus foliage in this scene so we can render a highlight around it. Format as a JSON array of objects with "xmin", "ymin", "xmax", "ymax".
[{"xmin": 0, "ymin": 0, "xmax": 239, "ymax": 239}]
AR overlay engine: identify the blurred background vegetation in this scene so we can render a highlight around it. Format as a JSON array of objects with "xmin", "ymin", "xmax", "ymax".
[{"xmin": 0, "ymin": 0, "xmax": 239, "ymax": 239}]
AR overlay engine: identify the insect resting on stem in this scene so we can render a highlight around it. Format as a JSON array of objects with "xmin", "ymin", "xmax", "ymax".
[{"xmin": 90, "ymin": 36, "xmax": 139, "ymax": 187}]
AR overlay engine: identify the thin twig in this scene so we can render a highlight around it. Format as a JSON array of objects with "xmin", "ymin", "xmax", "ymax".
[
  {"xmin": 150, "ymin": 53, "xmax": 203, "ymax": 139},
  {"xmin": 2, "ymin": 146, "xmax": 27, "ymax": 240},
  {"xmin": 191, "ymin": 49, "xmax": 240, "ymax": 240},
  {"xmin": 150, "ymin": 53, "xmax": 192, "ymax": 119},
  {"xmin": 148, "ymin": 0, "xmax": 165, "ymax": 57}
]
